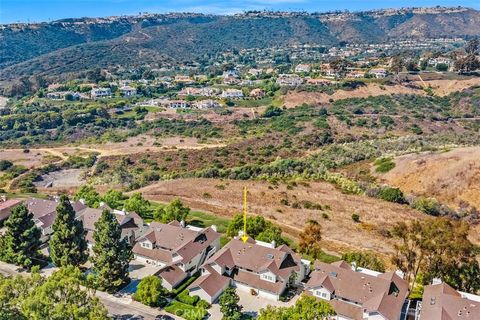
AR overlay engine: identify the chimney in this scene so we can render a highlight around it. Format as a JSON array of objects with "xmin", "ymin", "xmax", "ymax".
[
  {"xmin": 271, "ymin": 240, "xmax": 276, "ymax": 248},
  {"xmin": 79, "ymin": 198, "xmax": 86, "ymax": 205},
  {"xmin": 432, "ymin": 278, "xmax": 442, "ymax": 285},
  {"xmin": 0, "ymin": 194, "xmax": 6, "ymax": 202},
  {"xmin": 351, "ymin": 261, "xmax": 357, "ymax": 271},
  {"xmin": 180, "ymin": 220, "xmax": 186, "ymax": 228},
  {"xmin": 211, "ymin": 225, "xmax": 217, "ymax": 232}
]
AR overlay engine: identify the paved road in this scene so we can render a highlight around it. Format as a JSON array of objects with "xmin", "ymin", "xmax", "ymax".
[{"xmin": 0, "ymin": 261, "xmax": 179, "ymax": 320}]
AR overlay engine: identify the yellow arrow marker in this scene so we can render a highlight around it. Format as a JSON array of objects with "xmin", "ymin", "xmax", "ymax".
[{"xmin": 241, "ymin": 186, "xmax": 249, "ymax": 243}]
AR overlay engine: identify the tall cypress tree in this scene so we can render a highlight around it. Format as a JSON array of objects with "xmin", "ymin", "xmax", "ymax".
[
  {"xmin": 91, "ymin": 210, "xmax": 132, "ymax": 292},
  {"xmin": 0, "ymin": 204, "xmax": 41, "ymax": 269},
  {"xmin": 49, "ymin": 195, "xmax": 88, "ymax": 267}
]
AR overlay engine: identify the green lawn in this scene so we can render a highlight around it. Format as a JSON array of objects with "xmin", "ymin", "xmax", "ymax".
[
  {"xmin": 187, "ymin": 210, "xmax": 230, "ymax": 234},
  {"xmin": 148, "ymin": 200, "xmax": 230, "ymax": 233}
]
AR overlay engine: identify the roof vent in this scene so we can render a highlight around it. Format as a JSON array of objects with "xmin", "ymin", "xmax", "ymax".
[
  {"xmin": 266, "ymin": 253, "xmax": 274, "ymax": 260},
  {"xmin": 330, "ymin": 272, "xmax": 337, "ymax": 278}
]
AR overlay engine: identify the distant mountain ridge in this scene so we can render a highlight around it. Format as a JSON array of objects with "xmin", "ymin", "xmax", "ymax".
[{"xmin": 1, "ymin": 7, "xmax": 479, "ymax": 81}]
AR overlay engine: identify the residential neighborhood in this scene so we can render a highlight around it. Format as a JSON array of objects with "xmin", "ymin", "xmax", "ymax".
[{"xmin": 0, "ymin": 193, "xmax": 478, "ymax": 320}]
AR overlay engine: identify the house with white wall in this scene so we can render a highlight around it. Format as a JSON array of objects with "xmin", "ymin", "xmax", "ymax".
[
  {"xmin": 305, "ymin": 260, "xmax": 409, "ymax": 320},
  {"xmin": 133, "ymin": 221, "xmax": 221, "ymax": 290},
  {"xmin": 187, "ymin": 237, "xmax": 310, "ymax": 303}
]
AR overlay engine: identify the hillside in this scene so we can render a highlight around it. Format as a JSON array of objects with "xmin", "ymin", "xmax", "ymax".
[
  {"xmin": 377, "ymin": 146, "xmax": 480, "ymax": 211},
  {"xmin": 135, "ymin": 178, "xmax": 428, "ymax": 255},
  {"xmin": 1, "ymin": 7, "xmax": 480, "ymax": 81}
]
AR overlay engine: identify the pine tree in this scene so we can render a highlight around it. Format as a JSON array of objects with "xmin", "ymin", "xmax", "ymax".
[
  {"xmin": 0, "ymin": 204, "xmax": 41, "ymax": 269},
  {"xmin": 91, "ymin": 210, "xmax": 132, "ymax": 292},
  {"xmin": 49, "ymin": 195, "xmax": 88, "ymax": 267}
]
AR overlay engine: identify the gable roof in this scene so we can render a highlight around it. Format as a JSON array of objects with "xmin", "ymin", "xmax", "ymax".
[
  {"xmin": 206, "ymin": 237, "xmax": 301, "ymax": 281},
  {"xmin": 306, "ymin": 261, "xmax": 409, "ymax": 320},
  {"xmin": 133, "ymin": 221, "xmax": 221, "ymax": 264},
  {"xmin": 0, "ymin": 199, "xmax": 22, "ymax": 212},
  {"xmin": 420, "ymin": 283, "xmax": 480, "ymax": 320}
]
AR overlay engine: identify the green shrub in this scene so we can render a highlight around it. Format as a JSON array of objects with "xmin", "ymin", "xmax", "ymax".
[
  {"xmin": 377, "ymin": 187, "xmax": 405, "ymax": 204},
  {"xmin": 0, "ymin": 160, "xmax": 13, "ymax": 171},
  {"xmin": 374, "ymin": 158, "xmax": 396, "ymax": 173},
  {"xmin": 177, "ymin": 290, "xmax": 200, "ymax": 306},
  {"xmin": 352, "ymin": 213, "xmax": 360, "ymax": 223}
]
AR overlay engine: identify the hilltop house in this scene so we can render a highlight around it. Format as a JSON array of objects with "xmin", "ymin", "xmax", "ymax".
[
  {"xmin": 416, "ymin": 282, "xmax": 480, "ymax": 320},
  {"xmin": 369, "ymin": 68, "xmax": 388, "ymax": 78},
  {"xmin": 276, "ymin": 74, "xmax": 304, "ymax": 86},
  {"xmin": 221, "ymin": 89, "xmax": 244, "ymax": 99},
  {"xmin": 187, "ymin": 237, "xmax": 310, "ymax": 303},
  {"xmin": 133, "ymin": 221, "xmax": 221, "ymax": 290},
  {"xmin": 193, "ymin": 99, "xmax": 220, "ymax": 109},
  {"xmin": 120, "ymin": 86, "xmax": 137, "ymax": 97},
  {"xmin": 295, "ymin": 64, "xmax": 311, "ymax": 73},
  {"xmin": 305, "ymin": 260, "xmax": 409, "ymax": 320},
  {"xmin": 162, "ymin": 100, "xmax": 190, "ymax": 109},
  {"xmin": 250, "ymin": 88, "xmax": 266, "ymax": 98},
  {"xmin": 91, "ymin": 88, "xmax": 112, "ymax": 99}
]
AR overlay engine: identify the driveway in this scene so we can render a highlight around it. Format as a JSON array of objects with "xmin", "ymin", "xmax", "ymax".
[
  {"xmin": 118, "ymin": 260, "xmax": 163, "ymax": 295},
  {"xmin": 206, "ymin": 289, "xmax": 300, "ymax": 319}
]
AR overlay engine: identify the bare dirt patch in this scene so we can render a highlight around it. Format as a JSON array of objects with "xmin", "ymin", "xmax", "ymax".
[
  {"xmin": 0, "ymin": 149, "xmax": 53, "ymax": 168},
  {"xmin": 283, "ymin": 78, "xmax": 480, "ymax": 108},
  {"xmin": 283, "ymin": 83, "xmax": 425, "ymax": 108},
  {"xmin": 136, "ymin": 178, "xmax": 426, "ymax": 255},
  {"xmin": 414, "ymin": 78, "xmax": 480, "ymax": 96}
]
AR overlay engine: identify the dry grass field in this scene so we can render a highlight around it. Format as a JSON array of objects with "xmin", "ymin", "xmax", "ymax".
[
  {"xmin": 283, "ymin": 78, "xmax": 480, "ymax": 108},
  {"xmin": 377, "ymin": 146, "xmax": 480, "ymax": 210},
  {"xmin": 136, "ymin": 178, "xmax": 427, "ymax": 255}
]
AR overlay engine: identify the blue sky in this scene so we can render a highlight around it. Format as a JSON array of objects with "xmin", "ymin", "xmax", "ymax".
[{"xmin": 1, "ymin": 0, "xmax": 479, "ymax": 24}]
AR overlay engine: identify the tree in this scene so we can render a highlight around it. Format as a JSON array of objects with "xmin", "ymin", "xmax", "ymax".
[
  {"xmin": 455, "ymin": 39, "xmax": 480, "ymax": 73},
  {"xmin": 124, "ymin": 193, "xmax": 150, "ymax": 218},
  {"xmin": 262, "ymin": 106, "xmax": 283, "ymax": 118},
  {"xmin": 91, "ymin": 210, "xmax": 133, "ymax": 293},
  {"xmin": 0, "ymin": 267, "xmax": 108, "ymax": 320},
  {"xmin": 133, "ymin": 276, "xmax": 167, "ymax": 307},
  {"xmin": 298, "ymin": 220, "xmax": 322, "ymax": 257},
  {"xmin": 226, "ymin": 214, "xmax": 285, "ymax": 244},
  {"xmin": 330, "ymin": 58, "xmax": 349, "ymax": 79},
  {"xmin": 101, "ymin": 189, "xmax": 126, "ymax": 210},
  {"xmin": 153, "ymin": 198, "xmax": 190, "ymax": 223},
  {"xmin": 74, "ymin": 185, "xmax": 100, "ymax": 208},
  {"xmin": 0, "ymin": 204, "xmax": 41, "ymax": 269},
  {"xmin": 435, "ymin": 63, "xmax": 449, "ymax": 72},
  {"xmin": 341, "ymin": 251, "xmax": 386, "ymax": 272},
  {"xmin": 49, "ymin": 195, "xmax": 88, "ymax": 267},
  {"xmin": 258, "ymin": 295, "xmax": 335, "ymax": 320},
  {"xmin": 219, "ymin": 287, "xmax": 242, "ymax": 320},
  {"xmin": 391, "ymin": 218, "xmax": 479, "ymax": 292},
  {"xmin": 0, "ymin": 160, "xmax": 13, "ymax": 171}
]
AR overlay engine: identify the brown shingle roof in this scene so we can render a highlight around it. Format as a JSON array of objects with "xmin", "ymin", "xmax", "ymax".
[
  {"xmin": 306, "ymin": 261, "xmax": 409, "ymax": 320},
  {"xmin": 133, "ymin": 221, "xmax": 221, "ymax": 264},
  {"xmin": 188, "ymin": 266, "xmax": 230, "ymax": 297},
  {"xmin": 0, "ymin": 199, "xmax": 22, "ymax": 211},
  {"xmin": 420, "ymin": 283, "xmax": 480, "ymax": 320},
  {"xmin": 206, "ymin": 238, "xmax": 301, "ymax": 281},
  {"xmin": 156, "ymin": 264, "xmax": 188, "ymax": 287}
]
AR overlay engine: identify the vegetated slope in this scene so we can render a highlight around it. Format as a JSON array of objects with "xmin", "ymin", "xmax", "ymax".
[
  {"xmin": 1, "ymin": 8, "xmax": 480, "ymax": 80},
  {"xmin": 377, "ymin": 146, "xmax": 480, "ymax": 211},
  {"xmin": 136, "ymin": 178, "xmax": 427, "ymax": 255}
]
